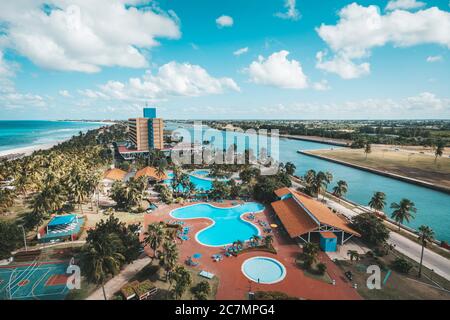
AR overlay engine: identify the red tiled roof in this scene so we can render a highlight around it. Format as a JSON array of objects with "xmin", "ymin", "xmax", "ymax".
[
  {"xmin": 272, "ymin": 188, "xmax": 360, "ymax": 237},
  {"xmin": 290, "ymin": 190, "xmax": 360, "ymax": 236},
  {"xmin": 274, "ymin": 187, "xmax": 291, "ymax": 197},
  {"xmin": 271, "ymin": 197, "xmax": 318, "ymax": 238},
  {"xmin": 103, "ymin": 168, "xmax": 127, "ymax": 181},
  {"xmin": 135, "ymin": 166, "xmax": 168, "ymax": 180}
]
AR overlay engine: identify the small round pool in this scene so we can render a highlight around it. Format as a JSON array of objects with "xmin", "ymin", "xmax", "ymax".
[{"xmin": 241, "ymin": 257, "xmax": 286, "ymax": 284}]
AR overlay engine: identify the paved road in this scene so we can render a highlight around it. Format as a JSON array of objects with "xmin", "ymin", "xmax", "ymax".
[
  {"xmin": 388, "ymin": 232, "xmax": 450, "ymax": 280},
  {"xmin": 86, "ymin": 256, "xmax": 152, "ymax": 300}
]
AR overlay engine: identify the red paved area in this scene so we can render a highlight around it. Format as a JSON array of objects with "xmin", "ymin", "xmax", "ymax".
[
  {"xmin": 143, "ymin": 201, "xmax": 361, "ymax": 300},
  {"xmin": 45, "ymin": 274, "xmax": 68, "ymax": 287}
]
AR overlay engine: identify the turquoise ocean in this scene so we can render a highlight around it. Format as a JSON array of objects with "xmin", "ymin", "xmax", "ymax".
[{"xmin": 0, "ymin": 120, "xmax": 107, "ymax": 152}]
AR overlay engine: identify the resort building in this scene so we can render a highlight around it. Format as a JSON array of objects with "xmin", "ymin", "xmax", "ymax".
[
  {"xmin": 128, "ymin": 107, "xmax": 164, "ymax": 151},
  {"xmin": 39, "ymin": 214, "xmax": 85, "ymax": 243},
  {"xmin": 102, "ymin": 168, "xmax": 127, "ymax": 187},
  {"xmin": 135, "ymin": 166, "xmax": 168, "ymax": 181},
  {"xmin": 118, "ymin": 107, "xmax": 164, "ymax": 160},
  {"xmin": 271, "ymin": 188, "xmax": 360, "ymax": 252}
]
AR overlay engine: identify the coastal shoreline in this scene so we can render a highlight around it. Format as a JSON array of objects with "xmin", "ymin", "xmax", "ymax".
[
  {"xmin": 0, "ymin": 141, "xmax": 65, "ymax": 159},
  {"xmin": 0, "ymin": 121, "xmax": 113, "ymax": 160},
  {"xmin": 299, "ymin": 150, "xmax": 450, "ymax": 195}
]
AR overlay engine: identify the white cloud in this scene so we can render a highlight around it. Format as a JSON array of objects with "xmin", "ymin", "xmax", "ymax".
[
  {"xmin": 233, "ymin": 47, "xmax": 249, "ymax": 56},
  {"xmin": 86, "ymin": 61, "xmax": 240, "ymax": 102},
  {"xmin": 0, "ymin": 1, "xmax": 180, "ymax": 73},
  {"xmin": 386, "ymin": 0, "xmax": 425, "ymax": 11},
  {"xmin": 257, "ymin": 92, "xmax": 450, "ymax": 119},
  {"xmin": 0, "ymin": 52, "xmax": 13, "ymax": 78},
  {"xmin": 316, "ymin": 3, "xmax": 450, "ymax": 78},
  {"xmin": 275, "ymin": 0, "xmax": 300, "ymax": 21},
  {"xmin": 312, "ymin": 79, "xmax": 331, "ymax": 91},
  {"xmin": 0, "ymin": 50, "xmax": 47, "ymax": 109},
  {"xmin": 405, "ymin": 92, "xmax": 448, "ymax": 110},
  {"xmin": 78, "ymin": 89, "xmax": 109, "ymax": 99},
  {"xmin": 216, "ymin": 15, "xmax": 234, "ymax": 28},
  {"xmin": 246, "ymin": 50, "xmax": 308, "ymax": 89},
  {"xmin": 0, "ymin": 92, "xmax": 46, "ymax": 109},
  {"xmin": 59, "ymin": 90, "xmax": 72, "ymax": 98},
  {"xmin": 426, "ymin": 55, "xmax": 443, "ymax": 62},
  {"xmin": 316, "ymin": 51, "xmax": 370, "ymax": 79}
]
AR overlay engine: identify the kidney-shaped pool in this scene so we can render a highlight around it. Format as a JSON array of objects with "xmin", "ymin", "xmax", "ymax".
[{"xmin": 170, "ymin": 202, "xmax": 265, "ymax": 247}]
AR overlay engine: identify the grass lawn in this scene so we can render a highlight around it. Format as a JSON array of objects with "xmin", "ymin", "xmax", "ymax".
[
  {"xmin": 115, "ymin": 260, "xmax": 219, "ymax": 300},
  {"xmin": 0, "ymin": 196, "xmax": 31, "ymax": 222},
  {"xmin": 335, "ymin": 252, "xmax": 450, "ymax": 300},
  {"xmin": 309, "ymin": 146, "xmax": 450, "ymax": 189},
  {"xmin": 295, "ymin": 254, "xmax": 333, "ymax": 284}
]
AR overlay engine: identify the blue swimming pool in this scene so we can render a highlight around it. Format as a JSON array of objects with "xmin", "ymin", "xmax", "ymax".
[
  {"xmin": 242, "ymin": 257, "xmax": 287, "ymax": 284},
  {"xmin": 165, "ymin": 172, "xmax": 213, "ymax": 192},
  {"xmin": 165, "ymin": 171, "xmax": 229, "ymax": 192},
  {"xmin": 170, "ymin": 202, "xmax": 265, "ymax": 246},
  {"xmin": 191, "ymin": 170, "xmax": 210, "ymax": 177}
]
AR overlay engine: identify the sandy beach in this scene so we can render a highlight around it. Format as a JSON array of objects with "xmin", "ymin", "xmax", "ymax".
[{"xmin": 0, "ymin": 141, "xmax": 63, "ymax": 159}]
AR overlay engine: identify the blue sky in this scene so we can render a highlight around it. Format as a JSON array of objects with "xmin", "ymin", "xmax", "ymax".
[{"xmin": 0, "ymin": 0, "xmax": 449, "ymax": 120}]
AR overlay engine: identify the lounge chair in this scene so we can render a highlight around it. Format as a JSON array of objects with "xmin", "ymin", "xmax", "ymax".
[{"xmin": 199, "ymin": 271, "xmax": 215, "ymax": 279}]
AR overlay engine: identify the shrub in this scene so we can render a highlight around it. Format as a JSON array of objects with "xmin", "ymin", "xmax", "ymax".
[
  {"xmin": 351, "ymin": 213, "xmax": 389, "ymax": 246},
  {"xmin": 191, "ymin": 281, "xmax": 211, "ymax": 300},
  {"xmin": 374, "ymin": 246, "xmax": 388, "ymax": 257},
  {"xmin": 316, "ymin": 263, "xmax": 327, "ymax": 275},
  {"xmin": 392, "ymin": 257, "xmax": 413, "ymax": 274}
]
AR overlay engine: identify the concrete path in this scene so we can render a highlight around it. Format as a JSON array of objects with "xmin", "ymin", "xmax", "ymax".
[{"xmin": 86, "ymin": 256, "xmax": 152, "ymax": 300}]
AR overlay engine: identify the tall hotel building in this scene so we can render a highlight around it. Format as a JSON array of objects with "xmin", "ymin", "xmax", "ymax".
[{"xmin": 128, "ymin": 108, "xmax": 164, "ymax": 151}]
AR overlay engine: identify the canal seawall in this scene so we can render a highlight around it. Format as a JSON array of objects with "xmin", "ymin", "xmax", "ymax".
[
  {"xmin": 279, "ymin": 135, "xmax": 350, "ymax": 147},
  {"xmin": 298, "ymin": 150, "xmax": 450, "ymax": 195}
]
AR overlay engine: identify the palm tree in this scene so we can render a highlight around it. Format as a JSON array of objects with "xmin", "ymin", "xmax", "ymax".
[
  {"xmin": 284, "ymin": 162, "xmax": 296, "ymax": 175},
  {"xmin": 81, "ymin": 233, "xmax": 125, "ymax": 300},
  {"xmin": 369, "ymin": 191, "xmax": 387, "ymax": 214},
  {"xmin": 417, "ymin": 225, "xmax": 435, "ymax": 278},
  {"xmin": 314, "ymin": 171, "xmax": 333, "ymax": 199},
  {"xmin": 155, "ymin": 159, "xmax": 167, "ymax": 180},
  {"xmin": 391, "ymin": 199, "xmax": 417, "ymax": 231},
  {"xmin": 250, "ymin": 234, "xmax": 261, "ymax": 246},
  {"xmin": 158, "ymin": 241, "xmax": 179, "ymax": 281},
  {"xmin": 302, "ymin": 243, "xmax": 319, "ymax": 269},
  {"xmin": 347, "ymin": 250, "xmax": 360, "ymax": 262},
  {"xmin": 303, "ymin": 169, "xmax": 316, "ymax": 187},
  {"xmin": 144, "ymin": 223, "xmax": 166, "ymax": 258},
  {"xmin": 434, "ymin": 140, "xmax": 445, "ymax": 164},
  {"xmin": 171, "ymin": 265, "xmax": 192, "ymax": 299},
  {"xmin": 263, "ymin": 235, "xmax": 274, "ymax": 248},
  {"xmin": 186, "ymin": 181, "xmax": 197, "ymax": 199},
  {"xmin": 364, "ymin": 142, "xmax": 371, "ymax": 160},
  {"xmin": 303, "ymin": 242, "xmax": 319, "ymax": 257},
  {"xmin": 0, "ymin": 188, "xmax": 16, "ymax": 214},
  {"xmin": 332, "ymin": 180, "xmax": 348, "ymax": 200}
]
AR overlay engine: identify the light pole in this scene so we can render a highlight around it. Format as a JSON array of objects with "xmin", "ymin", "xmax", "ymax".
[{"xmin": 19, "ymin": 225, "xmax": 27, "ymax": 252}]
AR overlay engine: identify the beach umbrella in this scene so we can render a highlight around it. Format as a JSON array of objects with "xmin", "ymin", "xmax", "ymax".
[
  {"xmin": 193, "ymin": 253, "xmax": 202, "ymax": 259},
  {"xmin": 270, "ymin": 224, "xmax": 278, "ymax": 228}
]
